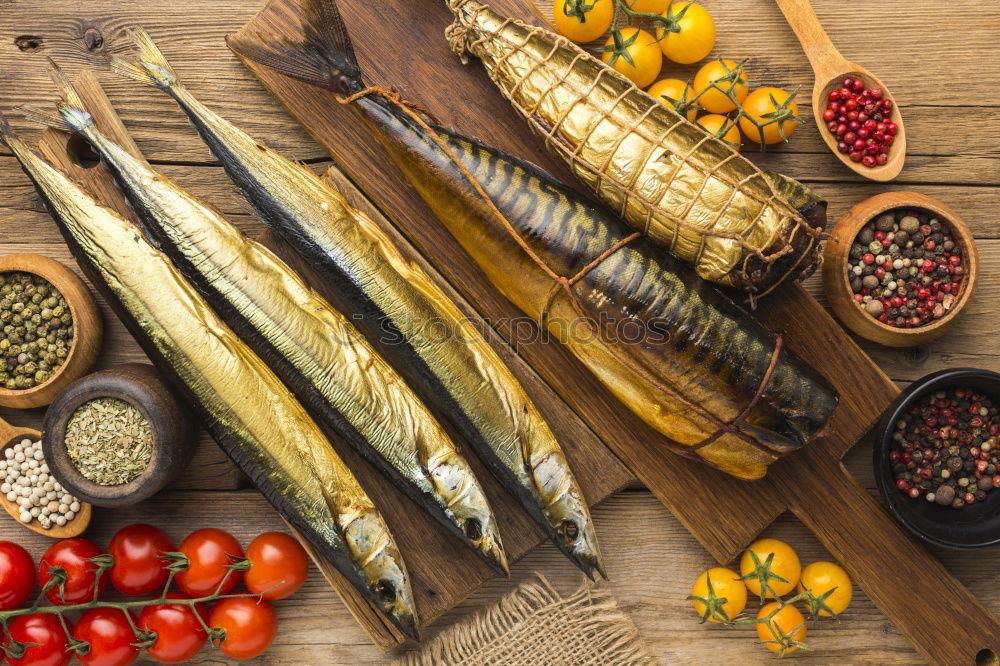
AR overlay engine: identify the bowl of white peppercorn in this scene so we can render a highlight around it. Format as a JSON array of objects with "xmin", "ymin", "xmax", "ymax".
[
  {"xmin": 0, "ymin": 415, "xmax": 90, "ymax": 537},
  {"xmin": 822, "ymin": 192, "xmax": 978, "ymax": 347}
]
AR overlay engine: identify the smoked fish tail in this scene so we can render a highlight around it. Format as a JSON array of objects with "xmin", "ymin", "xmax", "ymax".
[
  {"xmin": 225, "ymin": 0, "xmax": 363, "ymax": 96},
  {"xmin": 439, "ymin": 0, "xmax": 827, "ymax": 298},
  {"xmin": 226, "ymin": 0, "xmax": 605, "ymax": 577},
  {"xmin": 0, "ymin": 121, "xmax": 418, "ymax": 638},
  {"xmin": 43, "ymin": 64, "xmax": 510, "ymax": 577}
]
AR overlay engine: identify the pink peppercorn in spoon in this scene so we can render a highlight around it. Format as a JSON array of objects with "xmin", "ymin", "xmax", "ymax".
[{"xmin": 774, "ymin": 0, "xmax": 906, "ymax": 181}]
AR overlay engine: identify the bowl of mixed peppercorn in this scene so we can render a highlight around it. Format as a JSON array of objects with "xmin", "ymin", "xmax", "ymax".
[
  {"xmin": 875, "ymin": 368, "xmax": 1000, "ymax": 549},
  {"xmin": 0, "ymin": 254, "xmax": 102, "ymax": 409},
  {"xmin": 822, "ymin": 192, "xmax": 978, "ymax": 347}
]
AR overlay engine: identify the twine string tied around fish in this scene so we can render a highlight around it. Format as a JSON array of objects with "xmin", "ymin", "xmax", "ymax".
[
  {"xmin": 444, "ymin": 1, "xmax": 826, "ymax": 303},
  {"xmin": 340, "ymin": 85, "xmax": 785, "ymax": 461}
]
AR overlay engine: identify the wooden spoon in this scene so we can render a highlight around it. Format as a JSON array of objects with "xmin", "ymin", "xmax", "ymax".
[
  {"xmin": 0, "ymin": 416, "xmax": 91, "ymax": 538},
  {"xmin": 775, "ymin": 0, "xmax": 905, "ymax": 181}
]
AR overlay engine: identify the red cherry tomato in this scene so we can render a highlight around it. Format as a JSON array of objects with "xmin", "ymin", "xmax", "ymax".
[
  {"xmin": 209, "ymin": 598, "xmax": 278, "ymax": 660},
  {"xmin": 108, "ymin": 524, "xmax": 175, "ymax": 596},
  {"xmin": 38, "ymin": 538, "xmax": 106, "ymax": 605},
  {"xmin": 137, "ymin": 592, "xmax": 208, "ymax": 664},
  {"xmin": 74, "ymin": 608, "xmax": 139, "ymax": 666},
  {"xmin": 3, "ymin": 613, "xmax": 71, "ymax": 666},
  {"xmin": 0, "ymin": 541, "xmax": 35, "ymax": 610},
  {"xmin": 175, "ymin": 529, "xmax": 243, "ymax": 597},
  {"xmin": 244, "ymin": 532, "xmax": 309, "ymax": 601}
]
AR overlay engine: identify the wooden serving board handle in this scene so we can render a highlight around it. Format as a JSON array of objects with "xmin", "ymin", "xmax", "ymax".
[{"xmin": 775, "ymin": 449, "xmax": 1000, "ymax": 665}]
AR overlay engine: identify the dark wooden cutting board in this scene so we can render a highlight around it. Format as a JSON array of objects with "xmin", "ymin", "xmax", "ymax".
[{"xmin": 229, "ymin": 1, "xmax": 1000, "ymax": 662}]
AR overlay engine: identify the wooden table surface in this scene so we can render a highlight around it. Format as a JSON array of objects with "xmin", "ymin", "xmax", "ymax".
[{"xmin": 1, "ymin": 0, "xmax": 998, "ymax": 663}]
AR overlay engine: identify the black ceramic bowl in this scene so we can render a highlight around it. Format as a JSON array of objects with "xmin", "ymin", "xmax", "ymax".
[{"xmin": 875, "ymin": 368, "xmax": 1000, "ymax": 549}]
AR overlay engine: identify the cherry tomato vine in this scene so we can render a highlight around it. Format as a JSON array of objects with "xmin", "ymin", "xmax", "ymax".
[
  {"xmin": 687, "ymin": 551, "xmax": 844, "ymax": 657},
  {"xmin": 563, "ymin": 1, "xmax": 800, "ymax": 150},
  {"xmin": 0, "ymin": 547, "xmax": 262, "ymax": 661}
]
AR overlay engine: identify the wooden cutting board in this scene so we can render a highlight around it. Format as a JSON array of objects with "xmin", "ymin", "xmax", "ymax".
[{"xmin": 230, "ymin": 1, "xmax": 1000, "ymax": 662}]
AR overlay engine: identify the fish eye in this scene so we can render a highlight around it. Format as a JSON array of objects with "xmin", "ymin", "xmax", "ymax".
[
  {"xmin": 374, "ymin": 579, "xmax": 397, "ymax": 603},
  {"xmin": 463, "ymin": 518, "xmax": 483, "ymax": 541},
  {"xmin": 560, "ymin": 520, "xmax": 579, "ymax": 541}
]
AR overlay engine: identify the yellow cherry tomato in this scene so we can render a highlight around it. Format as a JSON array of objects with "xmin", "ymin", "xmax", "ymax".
[
  {"xmin": 739, "ymin": 86, "xmax": 799, "ymax": 144},
  {"xmin": 647, "ymin": 78, "xmax": 697, "ymax": 121},
  {"xmin": 656, "ymin": 2, "xmax": 716, "ymax": 64},
  {"xmin": 696, "ymin": 114, "xmax": 741, "ymax": 150},
  {"xmin": 739, "ymin": 538, "xmax": 801, "ymax": 599},
  {"xmin": 797, "ymin": 561, "xmax": 853, "ymax": 617},
  {"xmin": 689, "ymin": 567, "xmax": 747, "ymax": 623},
  {"xmin": 626, "ymin": 0, "xmax": 669, "ymax": 12},
  {"xmin": 692, "ymin": 59, "xmax": 748, "ymax": 113},
  {"xmin": 553, "ymin": 0, "xmax": 614, "ymax": 43},
  {"xmin": 601, "ymin": 28, "xmax": 663, "ymax": 88},
  {"xmin": 756, "ymin": 602, "xmax": 807, "ymax": 655}
]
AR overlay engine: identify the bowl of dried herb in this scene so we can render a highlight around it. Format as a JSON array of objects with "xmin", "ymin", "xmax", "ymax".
[{"xmin": 41, "ymin": 363, "xmax": 195, "ymax": 507}]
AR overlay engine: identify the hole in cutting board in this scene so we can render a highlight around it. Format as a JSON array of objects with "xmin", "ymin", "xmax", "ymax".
[
  {"xmin": 976, "ymin": 648, "xmax": 998, "ymax": 666},
  {"xmin": 66, "ymin": 135, "xmax": 101, "ymax": 169}
]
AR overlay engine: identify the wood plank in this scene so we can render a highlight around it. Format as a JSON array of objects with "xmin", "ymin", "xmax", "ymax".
[
  {"xmin": 4, "ymin": 157, "xmax": 1000, "ymax": 242},
  {"xmin": 1, "ymin": 0, "xmax": 999, "ymax": 166}
]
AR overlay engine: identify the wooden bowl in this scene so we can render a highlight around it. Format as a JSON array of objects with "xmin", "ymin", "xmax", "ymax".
[
  {"xmin": 823, "ymin": 192, "xmax": 977, "ymax": 347},
  {"xmin": 0, "ymin": 416, "xmax": 92, "ymax": 538},
  {"xmin": 42, "ymin": 364, "xmax": 196, "ymax": 508},
  {"xmin": 0, "ymin": 254, "xmax": 103, "ymax": 409}
]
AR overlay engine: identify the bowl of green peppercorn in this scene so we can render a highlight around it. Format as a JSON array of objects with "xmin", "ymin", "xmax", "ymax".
[{"xmin": 0, "ymin": 254, "xmax": 102, "ymax": 409}]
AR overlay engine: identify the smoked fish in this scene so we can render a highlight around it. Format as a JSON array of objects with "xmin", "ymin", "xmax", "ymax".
[
  {"xmin": 0, "ymin": 116, "xmax": 418, "ymax": 637},
  {"xmin": 228, "ymin": 0, "xmax": 839, "ymax": 480},
  {"xmin": 37, "ymin": 66, "xmax": 508, "ymax": 576},
  {"xmin": 112, "ymin": 27, "xmax": 604, "ymax": 577},
  {"xmin": 438, "ymin": 0, "xmax": 827, "ymax": 299}
]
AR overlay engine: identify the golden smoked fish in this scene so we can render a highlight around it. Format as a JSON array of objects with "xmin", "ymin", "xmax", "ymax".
[
  {"xmin": 438, "ymin": 0, "xmax": 827, "ymax": 298},
  {"xmin": 0, "ymin": 116, "xmax": 418, "ymax": 637},
  {"xmin": 114, "ymin": 25, "xmax": 604, "ymax": 577},
  {"xmin": 228, "ymin": 0, "xmax": 838, "ymax": 480},
  {"xmin": 36, "ymin": 66, "xmax": 508, "ymax": 576}
]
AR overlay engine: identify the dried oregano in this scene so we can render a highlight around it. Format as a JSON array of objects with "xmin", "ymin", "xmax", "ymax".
[{"xmin": 65, "ymin": 397, "xmax": 153, "ymax": 485}]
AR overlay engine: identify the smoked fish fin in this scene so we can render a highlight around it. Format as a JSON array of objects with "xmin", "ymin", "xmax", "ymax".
[
  {"xmin": 226, "ymin": 0, "xmax": 364, "ymax": 96},
  {"xmin": 107, "ymin": 27, "xmax": 179, "ymax": 90},
  {"xmin": 17, "ymin": 104, "xmax": 72, "ymax": 133}
]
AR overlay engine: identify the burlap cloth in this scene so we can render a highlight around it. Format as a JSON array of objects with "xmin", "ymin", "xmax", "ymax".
[{"xmin": 393, "ymin": 574, "xmax": 653, "ymax": 666}]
